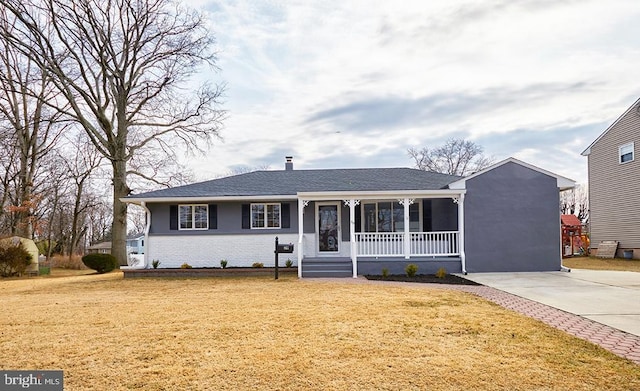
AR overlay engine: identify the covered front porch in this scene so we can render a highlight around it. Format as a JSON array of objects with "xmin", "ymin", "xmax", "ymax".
[{"xmin": 296, "ymin": 190, "xmax": 466, "ymax": 278}]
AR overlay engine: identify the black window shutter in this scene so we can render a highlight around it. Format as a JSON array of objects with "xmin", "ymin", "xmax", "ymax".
[
  {"xmin": 354, "ymin": 203, "xmax": 362, "ymax": 232},
  {"xmin": 208, "ymin": 204, "xmax": 217, "ymax": 229},
  {"xmin": 170, "ymin": 205, "xmax": 178, "ymax": 230},
  {"xmin": 241, "ymin": 204, "xmax": 250, "ymax": 229},
  {"xmin": 281, "ymin": 203, "xmax": 290, "ymax": 228}
]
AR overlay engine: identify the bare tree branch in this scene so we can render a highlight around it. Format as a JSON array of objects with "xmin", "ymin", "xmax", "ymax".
[
  {"xmin": 0, "ymin": 10, "xmax": 65, "ymax": 238},
  {"xmin": 0, "ymin": 0, "xmax": 225, "ymax": 263},
  {"xmin": 408, "ymin": 138, "xmax": 494, "ymax": 176}
]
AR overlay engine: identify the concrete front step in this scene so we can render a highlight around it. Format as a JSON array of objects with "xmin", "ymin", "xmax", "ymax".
[
  {"xmin": 302, "ymin": 271, "xmax": 353, "ymax": 278},
  {"xmin": 301, "ymin": 257, "xmax": 353, "ymax": 278}
]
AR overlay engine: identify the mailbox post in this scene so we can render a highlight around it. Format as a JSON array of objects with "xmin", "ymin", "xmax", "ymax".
[{"xmin": 274, "ymin": 236, "xmax": 294, "ymax": 280}]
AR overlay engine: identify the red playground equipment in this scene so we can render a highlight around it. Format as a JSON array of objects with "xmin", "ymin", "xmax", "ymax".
[{"xmin": 561, "ymin": 214, "xmax": 588, "ymax": 257}]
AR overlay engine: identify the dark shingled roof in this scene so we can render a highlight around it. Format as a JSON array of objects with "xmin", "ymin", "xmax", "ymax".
[{"xmin": 126, "ymin": 168, "xmax": 461, "ymax": 199}]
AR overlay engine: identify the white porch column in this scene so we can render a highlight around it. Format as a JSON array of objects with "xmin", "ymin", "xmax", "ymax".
[
  {"xmin": 456, "ymin": 193, "xmax": 466, "ymax": 274},
  {"xmin": 297, "ymin": 199, "xmax": 307, "ymax": 278},
  {"xmin": 398, "ymin": 198, "xmax": 414, "ymax": 259},
  {"xmin": 345, "ymin": 199, "xmax": 359, "ymax": 278}
]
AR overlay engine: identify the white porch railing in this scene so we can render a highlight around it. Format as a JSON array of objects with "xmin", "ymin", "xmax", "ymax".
[
  {"xmin": 355, "ymin": 233, "xmax": 405, "ymax": 256},
  {"xmin": 354, "ymin": 231, "xmax": 459, "ymax": 257},
  {"xmin": 410, "ymin": 231, "xmax": 459, "ymax": 256}
]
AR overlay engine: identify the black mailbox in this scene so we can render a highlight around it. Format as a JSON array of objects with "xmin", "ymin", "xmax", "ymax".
[
  {"xmin": 274, "ymin": 237, "xmax": 294, "ymax": 280},
  {"xmin": 277, "ymin": 244, "xmax": 294, "ymax": 253}
]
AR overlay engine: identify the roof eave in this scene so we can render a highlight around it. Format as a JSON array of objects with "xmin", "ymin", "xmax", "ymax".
[
  {"xmin": 447, "ymin": 157, "xmax": 576, "ymax": 191},
  {"xmin": 297, "ymin": 189, "xmax": 465, "ymax": 201},
  {"xmin": 122, "ymin": 194, "xmax": 298, "ymax": 204},
  {"xmin": 122, "ymin": 189, "xmax": 467, "ymax": 204},
  {"xmin": 582, "ymin": 96, "xmax": 640, "ymax": 157}
]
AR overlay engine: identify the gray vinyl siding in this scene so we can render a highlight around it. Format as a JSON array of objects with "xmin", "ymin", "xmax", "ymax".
[
  {"xmin": 464, "ymin": 162, "xmax": 561, "ymax": 272},
  {"xmin": 588, "ymin": 107, "xmax": 640, "ymax": 251},
  {"xmin": 148, "ymin": 201, "xmax": 299, "ymax": 235}
]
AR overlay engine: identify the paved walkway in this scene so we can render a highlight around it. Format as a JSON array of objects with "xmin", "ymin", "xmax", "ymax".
[{"xmin": 305, "ymin": 276, "xmax": 640, "ymax": 365}]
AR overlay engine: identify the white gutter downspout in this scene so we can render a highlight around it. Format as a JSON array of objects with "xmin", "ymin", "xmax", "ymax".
[
  {"xmin": 403, "ymin": 198, "xmax": 411, "ymax": 259},
  {"xmin": 141, "ymin": 201, "xmax": 151, "ymax": 269},
  {"xmin": 297, "ymin": 199, "xmax": 305, "ymax": 278},
  {"xmin": 457, "ymin": 193, "xmax": 467, "ymax": 275},
  {"xmin": 349, "ymin": 199, "xmax": 357, "ymax": 278}
]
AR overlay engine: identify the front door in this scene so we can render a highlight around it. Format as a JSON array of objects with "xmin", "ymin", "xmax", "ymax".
[{"xmin": 317, "ymin": 202, "xmax": 340, "ymax": 253}]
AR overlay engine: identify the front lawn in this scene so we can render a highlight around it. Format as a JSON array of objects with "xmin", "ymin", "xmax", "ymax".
[
  {"xmin": 563, "ymin": 256, "xmax": 640, "ymax": 272},
  {"xmin": 0, "ymin": 272, "xmax": 638, "ymax": 390}
]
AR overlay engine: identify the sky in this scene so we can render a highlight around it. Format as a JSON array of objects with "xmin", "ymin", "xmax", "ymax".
[{"xmin": 184, "ymin": 0, "xmax": 640, "ymax": 185}]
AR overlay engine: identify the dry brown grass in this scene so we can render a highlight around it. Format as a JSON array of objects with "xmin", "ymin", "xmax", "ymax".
[
  {"xmin": 47, "ymin": 254, "xmax": 88, "ymax": 270},
  {"xmin": 564, "ymin": 256, "xmax": 640, "ymax": 272},
  {"xmin": 0, "ymin": 268, "xmax": 94, "ymax": 281},
  {"xmin": 1, "ymin": 273, "xmax": 638, "ymax": 390}
]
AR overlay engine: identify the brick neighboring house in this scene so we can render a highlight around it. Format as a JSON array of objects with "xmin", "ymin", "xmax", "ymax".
[{"xmin": 582, "ymin": 97, "xmax": 640, "ymax": 258}]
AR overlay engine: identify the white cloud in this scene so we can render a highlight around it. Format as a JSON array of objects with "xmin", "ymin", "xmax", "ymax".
[{"xmin": 184, "ymin": 0, "xmax": 640, "ymax": 183}]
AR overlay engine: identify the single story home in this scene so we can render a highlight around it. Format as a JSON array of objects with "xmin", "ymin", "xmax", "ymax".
[
  {"xmin": 86, "ymin": 241, "xmax": 112, "ymax": 254},
  {"xmin": 87, "ymin": 234, "xmax": 145, "ymax": 255},
  {"xmin": 126, "ymin": 234, "xmax": 145, "ymax": 255},
  {"xmin": 123, "ymin": 157, "xmax": 574, "ymax": 277},
  {"xmin": 87, "ymin": 235, "xmax": 146, "ymax": 267}
]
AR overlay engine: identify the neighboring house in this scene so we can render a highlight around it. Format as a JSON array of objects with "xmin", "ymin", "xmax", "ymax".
[
  {"xmin": 126, "ymin": 234, "xmax": 145, "ymax": 254},
  {"xmin": 123, "ymin": 157, "xmax": 574, "ymax": 276},
  {"xmin": 86, "ymin": 241, "xmax": 112, "ymax": 254},
  {"xmin": 87, "ymin": 235, "xmax": 144, "ymax": 255},
  {"xmin": 582, "ymin": 98, "xmax": 640, "ymax": 258}
]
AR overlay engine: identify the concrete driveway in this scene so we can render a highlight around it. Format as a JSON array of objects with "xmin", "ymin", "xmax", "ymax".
[{"xmin": 463, "ymin": 269, "xmax": 640, "ymax": 337}]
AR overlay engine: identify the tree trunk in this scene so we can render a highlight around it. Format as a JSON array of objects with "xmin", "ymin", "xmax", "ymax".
[
  {"xmin": 16, "ymin": 170, "xmax": 32, "ymax": 238},
  {"xmin": 111, "ymin": 158, "xmax": 128, "ymax": 266},
  {"xmin": 46, "ymin": 185, "xmax": 59, "ymax": 261},
  {"xmin": 68, "ymin": 181, "xmax": 83, "ymax": 260},
  {"xmin": 15, "ymin": 135, "xmax": 34, "ymax": 238}
]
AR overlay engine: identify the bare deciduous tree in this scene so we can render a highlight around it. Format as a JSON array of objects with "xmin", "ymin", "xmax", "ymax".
[
  {"xmin": 0, "ymin": 136, "xmax": 19, "ymax": 233},
  {"xmin": 1, "ymin": 0, "xmax": 225, "ymax": 263},
  {"xmin": 36, "ymin": 153, "xmax": 70, "ymax": 259},
  {"xmin": 560, "ymin": 184, "xmax": 589, "ymax": 223},
  {"xmin": 408, "ymin": 138, "xmax": 493, "ymax": 176},
  {"xmin": 63, "ymin": 133, "xmax": 104, "ymax": 258},
  {"xmin": 0, "ymin": 10, "xmax": 64, "ymax": 238}
]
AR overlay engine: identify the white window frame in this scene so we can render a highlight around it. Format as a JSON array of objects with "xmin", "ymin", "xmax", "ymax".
[
  {"xmin": 250, "ymin": 203, "xmax": 281, "ymax": 229},
  {"xmin": 178, "ymin": 204, "xmax": 209, "ymax": 230},
  {"xmin": 361, "ymin": 200, "xmax": 421, "ymax": 233},
  {"xmin": 619, "ymin": 142, "xmax": 634, "ymax": 164}
]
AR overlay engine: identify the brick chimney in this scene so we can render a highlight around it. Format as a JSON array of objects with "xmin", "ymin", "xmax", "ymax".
[{"xmin": 285, "ymin": 156, "xmax": 293, "ymax": 171}]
